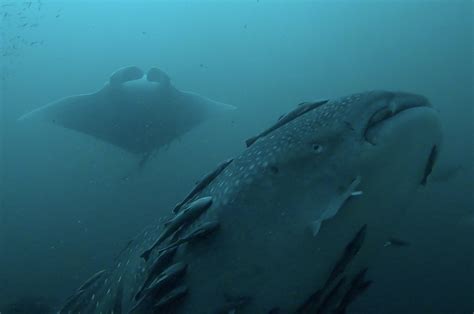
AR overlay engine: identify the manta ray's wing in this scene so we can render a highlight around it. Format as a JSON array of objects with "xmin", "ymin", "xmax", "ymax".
[
  {"xmin": 18, "ymin": 66, "xmax": 166, "ymax": 155},
  {"xmin": 19, "ymin": 66, "xmax": 236, "ymax": 157},
  {"xmin": 19, "ymin": 91, "xmax": 153, "ymax": 154}
]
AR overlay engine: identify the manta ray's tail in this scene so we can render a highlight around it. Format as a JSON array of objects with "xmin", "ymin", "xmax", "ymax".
[{"xmin": 119, "ymin": 151, "xmax": 155, "ymax": 182}]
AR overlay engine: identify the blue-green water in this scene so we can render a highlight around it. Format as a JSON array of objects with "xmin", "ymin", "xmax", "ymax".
[{"xmin": 0, "ymin": 1, "xmax": 472, "ymax": 313}]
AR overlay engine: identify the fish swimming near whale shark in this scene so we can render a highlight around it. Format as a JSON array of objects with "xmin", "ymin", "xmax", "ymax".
[
  {"xmin": 18, "ymin": 66, "xmax": 235, "ymax": 165},
  {"xmin": 60, "ymin": 90, "xmax": 442, "ymax": 313}
]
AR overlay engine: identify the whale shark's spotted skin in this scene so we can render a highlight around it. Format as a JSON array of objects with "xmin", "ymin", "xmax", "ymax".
[{"xmin": 60, "ymin": 91, "xmax": 442, "ymax": 313}]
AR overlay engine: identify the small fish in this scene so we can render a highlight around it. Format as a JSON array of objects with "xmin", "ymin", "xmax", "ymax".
[
  {"xmin": 141, "ymin": 196, "xmax": 213, "ymax": 261},
  {"xmin": 29, "ymin": 40, "xmax": 43, "ymax": 46},
  {"xmin": 134, "ymin": 248, "xmax": 177, "ymax": 300},
  {"xmin": 138, "ymin": 263, "xmax": 187, "ymax": 300},
  {"xmin": 158, "ymin": 221, "xmax": 220, "ymax": 253},
  {"xmin": 130, "ymin": 263, "xmax": 187, "ymax": 312},
  {"xmin": 153, "ymin": 285, "xmax": 188, "ymax": 309},
  {"xmin": 174, "ymin": 159, "xmax": 232, "ymax": 213},
  {"xmin": 333, "ymin": 268, "xmax": 372, "ymax": 314},
  {"xmin": 325, "ymin": 224, "xmax": 367, "ymax": 286},
  {"xmin": 384, "ymin": 237, "xmax": 410, "ymax": 247}
]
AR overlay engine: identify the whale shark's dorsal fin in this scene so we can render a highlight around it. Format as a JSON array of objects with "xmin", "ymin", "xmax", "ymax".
[{"xmin": 109, "ymin": 66, "xmax": 144, "ymax": 85}]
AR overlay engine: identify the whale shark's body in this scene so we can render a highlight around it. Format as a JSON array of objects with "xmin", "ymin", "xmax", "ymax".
[
  {"xmin": 60, "ymin": 91, "xmax": 442, "ymax": 313},
  {"xmin": 19, "ymin": 66, "xmax": 235, "ymax": 162}
]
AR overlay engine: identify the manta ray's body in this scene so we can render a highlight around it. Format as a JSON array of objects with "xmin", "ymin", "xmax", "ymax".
[
  {"xmin": 60, "ymin": 91, "xmax": 442, "ymax": 313},
  {"xmin": 19, "ymin": 66, "xmax": 234, "ymax": 159}
]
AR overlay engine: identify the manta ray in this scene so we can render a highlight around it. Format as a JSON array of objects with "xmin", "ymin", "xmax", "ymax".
[
  {"xmin": 19, "ymin": 66, "xmax": 235, "ymax": 163},
  {"xmin": 59, "ymin": 91, "xmax": 442, "ymax": 313}
]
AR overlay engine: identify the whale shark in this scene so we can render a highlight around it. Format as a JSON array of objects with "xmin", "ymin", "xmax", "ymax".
[
  {"xmin": 19, "ymin": 66, "xmax": 235, "ymax": 163},
  {"xmin": 59, "ymin": 90, "xmax": 442, "ymax": 313}
]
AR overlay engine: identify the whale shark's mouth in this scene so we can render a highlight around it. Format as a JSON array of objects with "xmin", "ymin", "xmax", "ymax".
[
  {"xmin": 363, "ymin": 95, "xmax": 440, "ymax": 185},
  {"xmin": 363, "ymin": 95, "xmax": 431, "ymax": 144}
]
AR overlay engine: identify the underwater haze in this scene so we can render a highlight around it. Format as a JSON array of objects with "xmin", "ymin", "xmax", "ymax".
[{"xmin": 0, "ymin": 0, "xmax": 472, "ymax": 313}]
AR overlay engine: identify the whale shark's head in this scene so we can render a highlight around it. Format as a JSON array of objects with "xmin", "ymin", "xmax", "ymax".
[
  {"xmin": 238, "ymin": 90, "xmax": 442, "ymax": 237},
  {"xmin": 253, "ymin": 90, "xmax": 441, "ymax": 187}
]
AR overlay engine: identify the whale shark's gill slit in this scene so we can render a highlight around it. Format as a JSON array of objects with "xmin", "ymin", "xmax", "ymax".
[{"xmin": 420, "ymin": 145, "xmax": 438, "ymax": 186}]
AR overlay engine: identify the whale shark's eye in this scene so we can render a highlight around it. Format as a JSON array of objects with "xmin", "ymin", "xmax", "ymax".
[{"xmin": 312, "ymin": 143, "xmax": 324, "ymax": 153}]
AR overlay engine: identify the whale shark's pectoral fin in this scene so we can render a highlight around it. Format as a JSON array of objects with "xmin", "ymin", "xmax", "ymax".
[{"xmin": 109, "ymin": 65, "xmax": 144, "ymax": 85}]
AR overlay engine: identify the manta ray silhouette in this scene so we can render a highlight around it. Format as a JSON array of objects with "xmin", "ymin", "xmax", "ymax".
[{"xmin": 19, "ymin": 66, "xmax": 235, "ymax": 162}]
